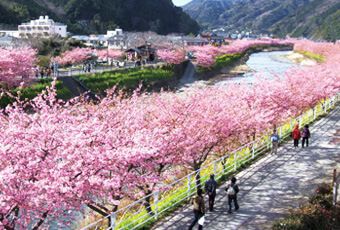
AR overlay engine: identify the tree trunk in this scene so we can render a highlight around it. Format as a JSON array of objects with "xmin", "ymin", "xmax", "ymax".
[
  {"xmin": 32, "ymin": 211, "xmax": 48, "ymax": 230},
  {"xmin": 194, "ymin": 166, "xmax": 202, "ymax": 192},
  {"xmin": 221, "ymin": 158, "xmax": 227, "ymax": 173},
  {"xmin": 143, "ymin": 192, "xmax": 154, "ymax": 216}
]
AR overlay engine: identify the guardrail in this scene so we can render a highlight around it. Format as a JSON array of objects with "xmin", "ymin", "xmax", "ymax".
[{"xmin": 80, "ymin": 94, "xmax": 339, "ymax": 230}]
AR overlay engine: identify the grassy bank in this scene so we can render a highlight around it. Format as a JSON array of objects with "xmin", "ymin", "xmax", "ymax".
[
  {"xmin": 0, "ymin": 66, "xmax": 175, "ymax": 108},
  {"xmin": 76, "ymin": 67, "xmax": 174, "ymax": 94},
  {"xmin": 197, "ymin": 53, "xmax": 244, "ymax": 73},
  {"xmin": 0, "ymin": 79, "xmax": 72, "ymax": 108},
  {"xmin": 296, "ymin": 50, "xmax": 325, "ymax": 63}
]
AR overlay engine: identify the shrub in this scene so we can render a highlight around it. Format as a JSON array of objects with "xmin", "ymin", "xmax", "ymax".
[{"xmin": 273, "ymin": 183, "xmax": 339, "ymax": 230}]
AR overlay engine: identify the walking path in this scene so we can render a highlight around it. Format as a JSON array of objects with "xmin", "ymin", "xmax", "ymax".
[{"xmin": 153, "ymin": 107, "xmax": 340, "ymax": 230}]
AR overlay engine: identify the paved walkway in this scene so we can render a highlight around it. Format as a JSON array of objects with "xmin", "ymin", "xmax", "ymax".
[{"xmin": 152, "ymin": 107, "xmax": 340, "ymax": 230}]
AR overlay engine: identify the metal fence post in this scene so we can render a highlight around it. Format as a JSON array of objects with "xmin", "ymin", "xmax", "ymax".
[
  {"xmin": 110, "ymin": 213, "xmax": 116, "ymax": 230},
  {"xmin": 252, "ymin": 143, "xmax": 256, "ymax": 159},
  {"xmin": 267, "ymin": 137, "xmax": 270, "ymax": 150},
  {"xmin": 333, "ymin": 169, "xmax": 338, "ymax": 206},
  {"xmin": 279, "ymin": 127, "xmax": 282, "ymax": 139},
  {"xmin": 234, "ymin": 152, "xmax": 237, "ymax": 171},
  {"xmin": 154, "ymin": 191, "xmax": 160, "ymax": 219}
]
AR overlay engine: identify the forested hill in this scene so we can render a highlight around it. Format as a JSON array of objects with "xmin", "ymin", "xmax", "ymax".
[
  {"xmin": 0, "ymin": 0, "xmax": 200, "ymax": 35},
  {"xmin": 183, "ymin": 0, "xmax": 340, "ymax": 41}
]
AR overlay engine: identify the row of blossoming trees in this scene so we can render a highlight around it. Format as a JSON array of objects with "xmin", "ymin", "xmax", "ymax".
[
  {"xmin": 0, "ymin": 39, "xmax": 291, "ymax": 88},
  {"xmin": 0, "ymin": 40, "xmax": 339, "ymax": 229},
  {"xmin": 157, "ymin": 39, "xmax": 292, "ymax": 67},
  {"xmin": 53, "ymin": 48, "xmax": 124, "ymax": 66}
]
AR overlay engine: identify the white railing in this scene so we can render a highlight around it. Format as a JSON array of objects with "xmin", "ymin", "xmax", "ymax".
[{"xmin": 80, "ymin": 95, "xmax": 339, "ymax": 230}]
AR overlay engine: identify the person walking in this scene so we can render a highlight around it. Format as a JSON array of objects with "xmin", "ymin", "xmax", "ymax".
[
  {"xmin": 204, "ymin": 174, "xmax": 218, "ymax": 211},
  {"xmin": 292, "ymin": 124, "xmax": 301, "ymax": 148},
  {"xmin": 189, "ymin": 189, "xmax": 205, "ymax": 230},
  {"xmin": 225, "ymin": 177, "xmax": 239, "ymax": 214},
  {"xmin": 302, "ymin": 125, "xmax": 311, "ymax": 148},
  {"xmin": 270, "ymin": 129, "xmax": 280, "ymax": 154}
]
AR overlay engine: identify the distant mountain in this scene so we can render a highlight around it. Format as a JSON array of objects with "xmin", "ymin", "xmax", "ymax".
[
  {"xmin": 183, "ymin": 0, "xmax": 340, "ymax": 40},
  {"xmin": 0, "ymin": 0, "xmax": 200, "ymax": 35}
]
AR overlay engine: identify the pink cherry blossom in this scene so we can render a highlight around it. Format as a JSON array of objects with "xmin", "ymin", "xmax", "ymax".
[
  {"xmin": 54, "ymin": 48, "xmax": 94, "ymax": 66},
  {"xmin": 156, "ymin": 49, "xmax": 186, "ymax": 64},
  {"xmin": 0, "ymin": 47, "xmax": 37, "ymax": 87}
]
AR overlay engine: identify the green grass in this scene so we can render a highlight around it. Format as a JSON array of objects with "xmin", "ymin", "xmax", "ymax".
[
  {"xmin": 296, "ymin": 50, "xmax": 326, "ymax": 63},
  {"xmin": 0, "ymin": 79, "xmax": 72, "ymax": 108},
  {"xmin": 77, "ymin": 67, "xmax": 174, "ymax": 94},
  {"xmin": 214, "ymin": 53, "xmax": 243, "ymax": 69},
  {"xmin": 197, "ymin": 53, "xmax": 244, "ymax": 73}
]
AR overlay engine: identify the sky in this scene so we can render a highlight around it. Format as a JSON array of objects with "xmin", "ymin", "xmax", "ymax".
[{"xmin": 172, "ymin": 0, "xmax": 192, "ymax": 6}]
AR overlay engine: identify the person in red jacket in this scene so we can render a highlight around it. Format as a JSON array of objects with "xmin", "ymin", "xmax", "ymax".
[{"xmin": 292, "ymin": 124, "xmax": 301, "ymax": 148}]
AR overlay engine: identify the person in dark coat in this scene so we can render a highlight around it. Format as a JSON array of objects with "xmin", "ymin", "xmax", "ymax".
[
  {"xmin": 205, "ymin": 174, "xmax": 218, "ymax": 211},
  {"xmin": 225, "ymin": 177, "xmax": 239, "ymax": 214},
  {"xmin": 189, "ymin": 189, "xmax": 205, "ymax": 230},
  {"xmin": 301, "ymin": 125, "xmax": 311, "ymax": 148}
]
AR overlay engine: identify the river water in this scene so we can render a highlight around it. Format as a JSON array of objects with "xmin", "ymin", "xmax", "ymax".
[
  {"xmin": 218, "ymin": 50, "xmax": 297, "ymax": 85},
  {"xmin": 180, "ymin": 51, "xmax": 298, "ymax": 91}
]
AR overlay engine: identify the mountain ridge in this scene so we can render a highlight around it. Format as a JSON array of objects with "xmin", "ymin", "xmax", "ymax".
[
  {"xmin": 0, "ymin": 0, "xmax": 200, "ymax": 35},
  {"xmin": 183, "ymin": 0, "xmax": 340, "ymax": 40}
]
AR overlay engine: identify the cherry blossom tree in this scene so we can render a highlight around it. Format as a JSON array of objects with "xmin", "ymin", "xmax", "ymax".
[
  {"xmin": 54, "ymin": 48, "xmax": 94, "ymax": 66},
  {"xmin": 156, "ymin": 49, "xmax": 186, "ymax": 65},
  {"xmin": 0, "ymin": 47, "xmax": 37, "ymax": 87},
  {"xmin": 96, "ymin": 49, "xmax": 123, "ymax": 61}
]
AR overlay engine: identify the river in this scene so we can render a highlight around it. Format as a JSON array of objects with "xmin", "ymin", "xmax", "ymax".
[{"xmin": 180, "ymin": 50, "xmax": 299, "ymax": 91}]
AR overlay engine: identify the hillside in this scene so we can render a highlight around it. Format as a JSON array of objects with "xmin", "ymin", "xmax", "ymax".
[
  {"xmin": 0, "ymin": 0, "xmax": 200, "ymax": 35},
  {"xmin": 183, "ymin": 0, "xmax": 340, "ymax": 41}
]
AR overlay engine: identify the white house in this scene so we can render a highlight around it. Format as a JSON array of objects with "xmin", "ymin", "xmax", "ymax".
[
  {"xmin": 72, "ymin": 28, "xmax": 127, "ymax": 49},
  {"xmin": 106, "ymin": 29, "xmax": 127, "ymax": 50},
  {"xmin": 18, "ymin": 16, "xmax": 67, "ymax": 38}
]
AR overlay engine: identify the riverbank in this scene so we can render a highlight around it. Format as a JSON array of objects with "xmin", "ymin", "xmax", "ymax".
[
  {"xmin": 195, "ymin": 45, "xmax": 293, "ymax": 81},
  {"xmin": 285, "ymin": 52, "xmax": 318, "ymax": 66}
]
